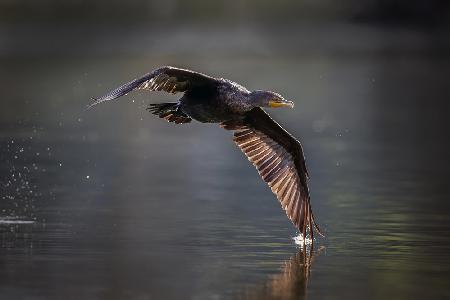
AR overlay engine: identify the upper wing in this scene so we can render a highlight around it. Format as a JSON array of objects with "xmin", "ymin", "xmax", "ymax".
[
  {"xmin": 88, "ymin": 66, "xmax": 217, "ymax": 109},
  {"xmin": 223, "ymin": 107, "xmax": 322, "ymax": 239}
]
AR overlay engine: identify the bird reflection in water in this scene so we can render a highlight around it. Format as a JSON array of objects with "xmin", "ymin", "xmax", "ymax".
[{"xmin": 238, "ymin": 243, "xmax": 325, "ymax": 300}]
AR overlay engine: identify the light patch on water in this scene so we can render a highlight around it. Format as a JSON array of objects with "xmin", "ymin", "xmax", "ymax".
[
  {"xmin": 0, "ymin": 217, "xmax": 35, "ymax": 225},
  {"xmin": 292, "ymin": 234, "xmax": 312, "ymax": 247}
]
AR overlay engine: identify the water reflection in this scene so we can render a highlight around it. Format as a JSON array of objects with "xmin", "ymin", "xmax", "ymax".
[{"xmin": 239, "ymin": 244, "xmax": 325, "ymax": 300}]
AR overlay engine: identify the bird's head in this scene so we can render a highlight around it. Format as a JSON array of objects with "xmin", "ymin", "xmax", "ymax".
[{"xmin": 250, "ymin": 90, "xmax": 295, "ymax": 109}]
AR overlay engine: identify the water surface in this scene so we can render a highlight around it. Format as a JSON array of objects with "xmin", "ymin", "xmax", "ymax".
[{"xmin": 1, "ymin": 25, "xmax": 450, "ymax": 299}]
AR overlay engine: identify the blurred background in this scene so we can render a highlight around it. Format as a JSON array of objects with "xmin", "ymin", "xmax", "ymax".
[{"xmin": 1, "ymin": 1, "xmax": 450, "ymax": 299}]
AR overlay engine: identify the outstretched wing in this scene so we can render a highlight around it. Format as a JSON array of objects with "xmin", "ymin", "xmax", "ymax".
[
  {"xmin": 222, "ymin": 108, "xmax": 322, "ymax": 240},
  {"xmin": 88, "ymin": 66, "xmax": 217, "ymax": 109}
]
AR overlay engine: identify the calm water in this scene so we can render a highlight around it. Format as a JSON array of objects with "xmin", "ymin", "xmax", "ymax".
[{"xmin": 1, "ymin": 25, "xmax": 450, "ymax": 299}]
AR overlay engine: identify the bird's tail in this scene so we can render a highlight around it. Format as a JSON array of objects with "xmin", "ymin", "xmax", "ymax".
[{"xmin": 146, "ymin": 102, "xmax": 192, "ymax": 124}]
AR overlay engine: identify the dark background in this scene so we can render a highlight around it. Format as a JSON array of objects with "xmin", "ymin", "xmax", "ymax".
[{"xmin": 1, "ymin": 1, "xmax": 450, "ymax": 299}]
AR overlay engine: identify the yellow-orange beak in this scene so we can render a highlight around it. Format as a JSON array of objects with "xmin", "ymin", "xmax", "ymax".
[{"xmin": 268, "ymin": 99, "xmax": 295, "ymax": 108}]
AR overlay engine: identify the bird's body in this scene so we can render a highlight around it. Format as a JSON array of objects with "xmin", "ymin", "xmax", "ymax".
[
  {"xmin": 90, "ymin": 66, "xmax": 322, "ymax": 240},
  {"xmin": 180, "ymin": 78, "xmax": 251, "ymax": 123},
  {"xmin": 179, "ymin": 83, "xmax": 230, "ymax": 123}
]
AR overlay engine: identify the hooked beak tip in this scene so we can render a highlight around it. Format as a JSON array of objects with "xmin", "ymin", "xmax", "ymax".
[{"xmin": 268, "ymin": 100, "xmax": 295, "ymax": 109}]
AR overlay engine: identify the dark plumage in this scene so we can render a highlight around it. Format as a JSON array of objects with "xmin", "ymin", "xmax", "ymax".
[{"xmin": 90, "ymin": 66, "xmax": 322, "ymax": 240}]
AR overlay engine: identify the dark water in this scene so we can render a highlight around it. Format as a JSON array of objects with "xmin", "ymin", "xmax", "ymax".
[{"xmin": 1, "ymin": 25, "xmax": 450, "ymax": 299}]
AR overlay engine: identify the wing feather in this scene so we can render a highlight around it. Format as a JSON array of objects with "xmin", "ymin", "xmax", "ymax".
[
  {"xmin": 225, "ymin": 107, "xmax": 322, "ymax": 240},
  {"xmin": 88, "ymin": 66, "xmax": 217, "ymax": 109}
]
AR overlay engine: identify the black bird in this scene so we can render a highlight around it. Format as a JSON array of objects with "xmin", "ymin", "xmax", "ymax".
[{"xmin": 90, "ymin": 66, "xmax": 322, "ymax": 240}]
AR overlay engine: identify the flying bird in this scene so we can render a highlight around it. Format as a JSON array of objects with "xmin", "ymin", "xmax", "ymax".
[{"xmin": 89, "ymin": 66, "xmax": 322, "ymax": 240}]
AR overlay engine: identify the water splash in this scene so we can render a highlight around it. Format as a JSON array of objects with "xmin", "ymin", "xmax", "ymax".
[{"xmin": 292, "ymin": 234, "xmax": 313, "ymax": 247}]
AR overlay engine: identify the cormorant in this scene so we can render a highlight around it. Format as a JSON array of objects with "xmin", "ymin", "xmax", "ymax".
[{"xmin": 90, "ymin": 66, "xmax": 322, "ymax": 240}]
